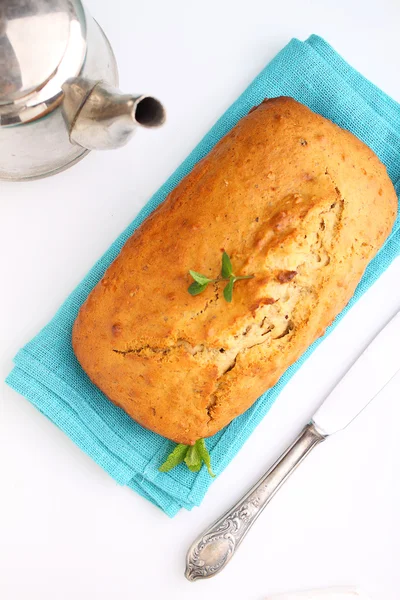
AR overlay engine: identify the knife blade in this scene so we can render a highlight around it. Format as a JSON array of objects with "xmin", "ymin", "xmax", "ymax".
[
  {"xmin": 185, "ymin": 309, "xmax": 400, "ymax": 581},
  {"xmin": 312, "ymin": 309, "xmax": 400, "ymax": 435}
]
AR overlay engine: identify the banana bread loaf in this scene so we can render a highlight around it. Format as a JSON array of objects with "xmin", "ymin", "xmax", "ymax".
[{"xmin": 73, "ymin": 97, "xmax": 397, "ymax": 445}]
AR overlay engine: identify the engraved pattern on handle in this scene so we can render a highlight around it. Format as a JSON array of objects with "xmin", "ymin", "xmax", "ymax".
[{"xmin": 185, "ymin": 422, "xmax": 326, "ymax": 581}]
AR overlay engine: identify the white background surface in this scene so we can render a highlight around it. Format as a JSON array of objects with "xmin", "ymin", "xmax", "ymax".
[{"xmin": 1, "ymin": 1, "xmax": 400, "ymax": 599}]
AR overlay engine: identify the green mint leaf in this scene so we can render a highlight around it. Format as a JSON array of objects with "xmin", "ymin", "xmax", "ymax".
[
  {"xmin": 158, "ymin": 440, "xmax": 215, "ymax": 477},
  {"xmin": 188, "ymin": 281, "xmax": 209, "ymax": 296},
  {"xmin": 184, "ymin": 445, "xmax": 202, "ymax": 472},
  {"xmin": 159, "ymin": 443, "xmax": 189, "ymax": 472},
  {"xmin": 195, "ymin": 439, "xmax": 215, "ymax": 477},
  {"xmin": 221, "ymin": 251, "xmax": 233, "ymax": 278},
  {"xmin": 189, "ymin": 270, "xmax": 212, "ymax": 285},
  {"xmin": 223, "ymin": 277, "xmax": 235, "ymax": 302},
  {"xmin": 188, "ymin": 252, "xmax": 254, "ymax": 304}
]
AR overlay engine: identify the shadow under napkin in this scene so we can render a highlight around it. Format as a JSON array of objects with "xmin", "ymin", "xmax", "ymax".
[{"xmin": 6, "ymin": 35, "xmax": 400, "ymax": 517}]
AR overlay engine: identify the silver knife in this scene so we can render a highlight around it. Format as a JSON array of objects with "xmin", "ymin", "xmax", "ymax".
[{"xmin": 185, "ymin": 309, "xmax": 400, "ymax": 581}]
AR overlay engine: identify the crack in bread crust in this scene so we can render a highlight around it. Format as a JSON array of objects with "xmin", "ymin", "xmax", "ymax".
[
  {"xmin": 72, "ymin": 97, "xmax": 397, "ymax": 445},
  {"xmin": 111, "ymin": 183, "xmax": 345, "ymax": 429}
]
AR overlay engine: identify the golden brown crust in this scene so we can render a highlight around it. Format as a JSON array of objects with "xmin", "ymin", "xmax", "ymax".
[{"xmin": 73, "ymin": 97, "xmax": 397, "ymax": 445}]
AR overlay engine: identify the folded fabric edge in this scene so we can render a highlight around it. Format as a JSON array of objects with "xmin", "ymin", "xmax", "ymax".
[
  {"xmin": 14, "ymin": 349, "xmax": 150, "ymax": 471},
  {"xmin": 127, "ymin": 475, "xmax": 185, "ymax": 517},
  {"xmin": 6, "ymin": 367, "xmax": 191, "ymax": 515},
  {"xmin": 6, "ymin": 367, "xmax": 134, "ymax": 484},
  {"xmin": 7, "ymin": 361, "xmax": 197, "ymax": 506},
  {"xmin": 11, "ymin": 348, "xmax": 211, "ymax": 506}
]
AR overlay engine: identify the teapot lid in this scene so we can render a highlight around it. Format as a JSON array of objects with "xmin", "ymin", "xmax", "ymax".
[{"xmin": 0, "ymin": 0, "xmax": 87, "ymax": 126}]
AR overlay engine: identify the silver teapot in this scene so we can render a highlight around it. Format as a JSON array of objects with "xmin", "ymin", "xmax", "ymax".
[{"xmin": 0, "ymin": 0, "xmax": 166, "ymax": 181}]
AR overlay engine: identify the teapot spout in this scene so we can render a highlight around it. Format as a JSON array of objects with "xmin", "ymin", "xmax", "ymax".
[{"xmin": 62, "ymin": 77, "xmax": 165, "ymax": 151}]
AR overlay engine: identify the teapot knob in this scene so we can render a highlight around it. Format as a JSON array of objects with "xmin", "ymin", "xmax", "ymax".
[{"xmin": 62, "ymin": 77, "xmax": 165, "ymax": 151}]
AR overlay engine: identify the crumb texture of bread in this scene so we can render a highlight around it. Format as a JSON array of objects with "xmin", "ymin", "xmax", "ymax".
[{"xmin": 73, "ymin": 97, "xmax": 398, "ymax": 445}]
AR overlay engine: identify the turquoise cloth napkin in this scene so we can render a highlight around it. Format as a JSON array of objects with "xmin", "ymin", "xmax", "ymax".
[{"xmin": 7, "ymin": 35, "xmax": 400, "ymax": 517}]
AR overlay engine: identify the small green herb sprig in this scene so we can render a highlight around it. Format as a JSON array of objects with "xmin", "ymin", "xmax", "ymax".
[
  {"xmin": 159, "ymin": 438, "xmax": 215, "ymax": 477},
  {"xmin": 188, "ymin": 251, "xmax": 254, "ymax": 302}
]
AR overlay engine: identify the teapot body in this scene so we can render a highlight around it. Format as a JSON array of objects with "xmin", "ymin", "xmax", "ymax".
[
  {"xmin": 0, "ymin": 3, "xmax": 119, "ymax": 181},
  {"xmin": 0, "ymin": 0, "xmax": 165, "ymax": 182}
]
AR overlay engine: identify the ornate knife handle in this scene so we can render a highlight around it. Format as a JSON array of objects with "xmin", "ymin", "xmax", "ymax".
[{"xmin": 185, "ymin": 422, "xmax": 326, "ymax": 581}]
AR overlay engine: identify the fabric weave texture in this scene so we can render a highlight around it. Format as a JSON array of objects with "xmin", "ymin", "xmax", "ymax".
[{"xmin": 7, "ymin": 35, "xmax": 400, "ymax": 516}]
